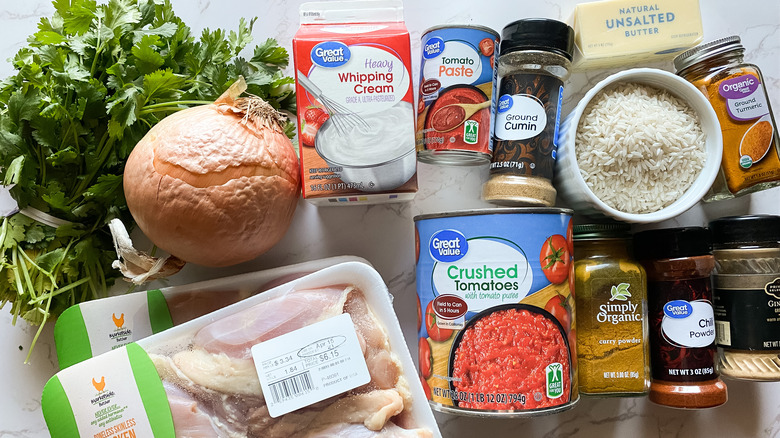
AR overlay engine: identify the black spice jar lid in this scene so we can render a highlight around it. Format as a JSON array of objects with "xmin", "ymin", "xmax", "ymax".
[
  {"xmin": 573, "ymin": 223, "xmax": 631, "ymax": 239},
  {"xmin": 633, "ymin": 227, "xmax": 712, "ymax": 260},
  {"xmin": 709, "ymin": 214, "xmax": 780, "ymax": 245},
  {"xmin": 499, "ymin": 18, "xmax": 574, "ymax": 60}
]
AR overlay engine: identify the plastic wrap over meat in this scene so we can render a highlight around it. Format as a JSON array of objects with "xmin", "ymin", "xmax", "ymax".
[{"xmin": 149, "ymin": 285, "xmax": 433, "ymax": 438}]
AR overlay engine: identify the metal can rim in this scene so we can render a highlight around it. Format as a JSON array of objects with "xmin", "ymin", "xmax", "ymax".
[
  {"xmin": 414, "ymin": 207, "xmax": 573, "ymax": 222},
  {"xmin": 422, "ymin": 24, "xmax": 500, "ymax": 39}
]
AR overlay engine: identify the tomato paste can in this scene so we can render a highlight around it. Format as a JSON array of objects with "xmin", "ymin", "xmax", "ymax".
[
  {"xmin": 416, "ymin": 25, "xmax": 499, "ymax": 165},
  {"xmin": 414, "ymin": 208, "xmax": 578, "ymax": 417}
]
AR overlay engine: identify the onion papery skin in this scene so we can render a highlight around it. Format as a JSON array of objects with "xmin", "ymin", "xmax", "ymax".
[{"xmin": 124, "ymin": 101, "xmax": 300, "ymax": 267}]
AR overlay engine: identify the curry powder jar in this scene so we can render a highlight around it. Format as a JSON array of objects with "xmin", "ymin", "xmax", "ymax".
[{"xmin": 573, "ymin": 223, "xmax": 650, "ymax": 396}]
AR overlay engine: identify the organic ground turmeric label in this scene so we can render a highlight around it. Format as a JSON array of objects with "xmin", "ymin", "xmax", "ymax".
[{"xmin": 702, "ymin": 70, "xmax": 780, "ymax": 194}]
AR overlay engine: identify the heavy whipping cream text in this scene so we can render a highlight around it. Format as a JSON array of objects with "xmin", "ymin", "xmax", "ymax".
[{"xmin": 336, "ymin": 59, "xmax": 395, "ymax": 94}]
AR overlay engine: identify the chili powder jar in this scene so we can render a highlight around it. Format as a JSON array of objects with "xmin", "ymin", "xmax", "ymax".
[
  {"xmin": 709, "ymin": 215, "xmax": 780, "ymax": 381},
  {"xmin": 633, "ymin": 227, "xmax": 727, "ymax": 409},
  {"xmin": 573, "ymin": 223, "xmax": 650, "ymax": 397},
  {"xmin": 483, "ymin": 18, "xmax": 573, "ymax": 206},
  {"xmin": 674, "ymin": 36, "xmax": 780, "ymax": 201}
]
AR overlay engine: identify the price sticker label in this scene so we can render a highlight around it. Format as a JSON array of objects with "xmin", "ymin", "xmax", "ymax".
[{"xmin": 251, "ymin": 313, "xmax": 371, "ymax": 418}]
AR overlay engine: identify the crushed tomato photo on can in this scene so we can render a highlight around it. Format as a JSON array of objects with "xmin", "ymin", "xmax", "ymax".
[{"xmin": 414, "ymin": 208, "xmax": 578, "ymax": 417}]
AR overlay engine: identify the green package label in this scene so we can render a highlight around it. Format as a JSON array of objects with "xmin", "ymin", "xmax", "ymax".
[
  {"xmin": 54, "ymin": 290, "xmax": 173, "ymax": 369},
  {"xmin": 43, "ymin": 343, "xmax": 174, "ymax": 438}
]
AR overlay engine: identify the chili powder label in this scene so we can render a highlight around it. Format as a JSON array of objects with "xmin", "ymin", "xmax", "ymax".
[{"xmin": 648, "ymin": 277, "xmax": 718, "ymax": 382}]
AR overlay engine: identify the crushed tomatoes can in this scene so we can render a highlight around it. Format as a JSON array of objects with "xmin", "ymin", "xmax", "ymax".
[
  {"xmin": 414, "ymin": 208, "xmax": 578, "ymax": 417},
  {"xmin": 416, "ymin": 25, "xmax": 498, "ymax": 165}
]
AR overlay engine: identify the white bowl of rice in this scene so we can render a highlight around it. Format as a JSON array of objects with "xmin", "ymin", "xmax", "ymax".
[{"xmin": 555, "ymin": 68, "xmax": 722, "ymax": 223}]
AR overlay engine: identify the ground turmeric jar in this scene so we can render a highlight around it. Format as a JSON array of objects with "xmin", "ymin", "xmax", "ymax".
[
  {"xmin": 674, "ymin": 36, "xmax": 780, "ymax": 201},
  {"xmin": 573, "ymin": 224, "xmax": 649, "ymax": 396}
]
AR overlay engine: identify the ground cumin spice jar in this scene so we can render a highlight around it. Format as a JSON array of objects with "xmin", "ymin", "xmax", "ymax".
[
  {"xmin": 483, "ymin": 19, "xmax": 573, "ymax": 206},
  {"xmin": 674, "ymin": 36, "xmax": 780, "ymax": 201},
  {"xmin": 633, "ymin": 227, "xmax": 727, "ymax": 409},
  {"xmin": 573, "ymin": 224, "xmax": 649, "ymax": 397},
  {"xmin": 709, "ymin": 215, "xmax": 780, "ymax": 381}
]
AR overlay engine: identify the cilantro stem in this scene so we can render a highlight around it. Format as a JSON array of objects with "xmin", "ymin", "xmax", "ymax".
[
  {"xmin": 0, "ymin": 217, "xmax": 8, "ymax": 250},
  {"xmin": 28, "ymin": 277, "xmax": 90, "ymax": 305},
  {"xmin": 16, "ymin": 248, "xmax": 36, "ymax": 300},
  {"xmin": 10, "ymin": 249, "xmax": 26, "ymax": 325},
  {"xmin": 138, "ymin": 107, "xmax": 185, "ymax": 117},
  {"xmin": 141, "ymin": 100, "xmax": 211, "ymax": 110},
  {"xmin": 68, "ymin": 134, "xmax": 114, "ymax": 203},
  {"xmin": 25, "ymin": 294, "xmax": 50, "ymax": 364},
  {"xmin": 18, "ymin": 248, "xmax": 56, "ymax": 287}
]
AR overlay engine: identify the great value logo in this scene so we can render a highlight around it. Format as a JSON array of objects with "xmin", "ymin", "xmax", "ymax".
[
  {"xmin": 661, "ymin": 299, "xmax": 715, "ymax": 348},
  {"xmin": 422, "ymin": 36, "xmax": 444, "ymax": 59},
  {"xmin": 311, "ymin": 41, "xmax": 351, "ymax": 68},
  {"xmin": 429, "ymin": 229, "xmax": 468, "ymax": 263}
]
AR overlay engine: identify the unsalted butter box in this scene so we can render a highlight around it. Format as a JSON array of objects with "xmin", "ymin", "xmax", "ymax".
[{"xmin": 570, "ymin": 0, "xmax": 703, "ymax": 70}]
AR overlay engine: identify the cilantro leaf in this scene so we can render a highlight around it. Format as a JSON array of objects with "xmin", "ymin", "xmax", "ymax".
[
  {"xmin": 132, "ymin": 34, "xmax": 165, "ymax": 74},
  {"xmin": 0, "ymin": 0, "xmax": 296, "ymax": 362}
]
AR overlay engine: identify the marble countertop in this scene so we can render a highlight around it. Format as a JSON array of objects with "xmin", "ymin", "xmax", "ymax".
[{"xmin": 1, "ymin": 0, "xmax": 779, "ymax": 437}]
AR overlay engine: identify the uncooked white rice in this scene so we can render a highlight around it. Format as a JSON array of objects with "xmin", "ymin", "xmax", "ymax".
[{"xmin": 575, "ymin": 82, "xmax": 706, "ymax": 214}]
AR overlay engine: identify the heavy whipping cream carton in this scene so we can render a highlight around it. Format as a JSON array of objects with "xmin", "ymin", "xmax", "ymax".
[{"xmin": 293, "ymin": 1, "xmax": 418, "ymax": 205}]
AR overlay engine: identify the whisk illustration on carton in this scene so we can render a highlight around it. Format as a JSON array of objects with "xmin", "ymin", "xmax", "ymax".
[{"xmin": 293, "ymin": 0, "xmax": 418, "ymax": 205}]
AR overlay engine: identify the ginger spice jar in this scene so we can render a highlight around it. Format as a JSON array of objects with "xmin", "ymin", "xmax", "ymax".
[{"xmin": 709, "ymin": 215, "xmax": 780, "ymax": 381}]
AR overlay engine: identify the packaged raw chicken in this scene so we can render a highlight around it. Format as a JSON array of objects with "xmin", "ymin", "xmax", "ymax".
[
  {"xmin": 54, "ymin": 256, "xmax": 364, "ymax": 369},
  {"xmin": 42, "ymin": 262, "xmax": 440, "ymax": 438}
]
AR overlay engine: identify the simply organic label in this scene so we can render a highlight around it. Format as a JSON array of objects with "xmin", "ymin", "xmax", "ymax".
[
  {"xmin": 429, "ymin": 230, "xmax": 533, "ymax": 312},
  {"xmin": 719, "ymin": 74, "xmax": 770, "ymax": 121},
  {"xmin": 421, "ymin": 37, "xmax": 483, "ymax": 89},
  {"xmin": 661, "ymin": 299, "xmax": 716, "ymax": 348},
  {"xmin": 252, "ymin": 314, "xmax": 371, "ymax": 418},
  {"xmin": 494, "ymin": 94, "xmax": 547, "ymax": 141},
  {"xmin": 307, "ymin": 44, "xmax": 411, "ymax": 114},
  {"xmin": 597, "ymin": 283, "xmax": 643, "ymax": 325}
]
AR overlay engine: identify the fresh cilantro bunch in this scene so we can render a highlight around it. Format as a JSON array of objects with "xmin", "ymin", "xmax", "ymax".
[{"xmin": 0, "ymin": 0, "xmax": 296, "ymax": 360}]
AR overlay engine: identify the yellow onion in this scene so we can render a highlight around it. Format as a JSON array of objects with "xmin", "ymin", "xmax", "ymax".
[{"xmin": 124, "ymin": 80, "xmax": 300, "ymax": 267}]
